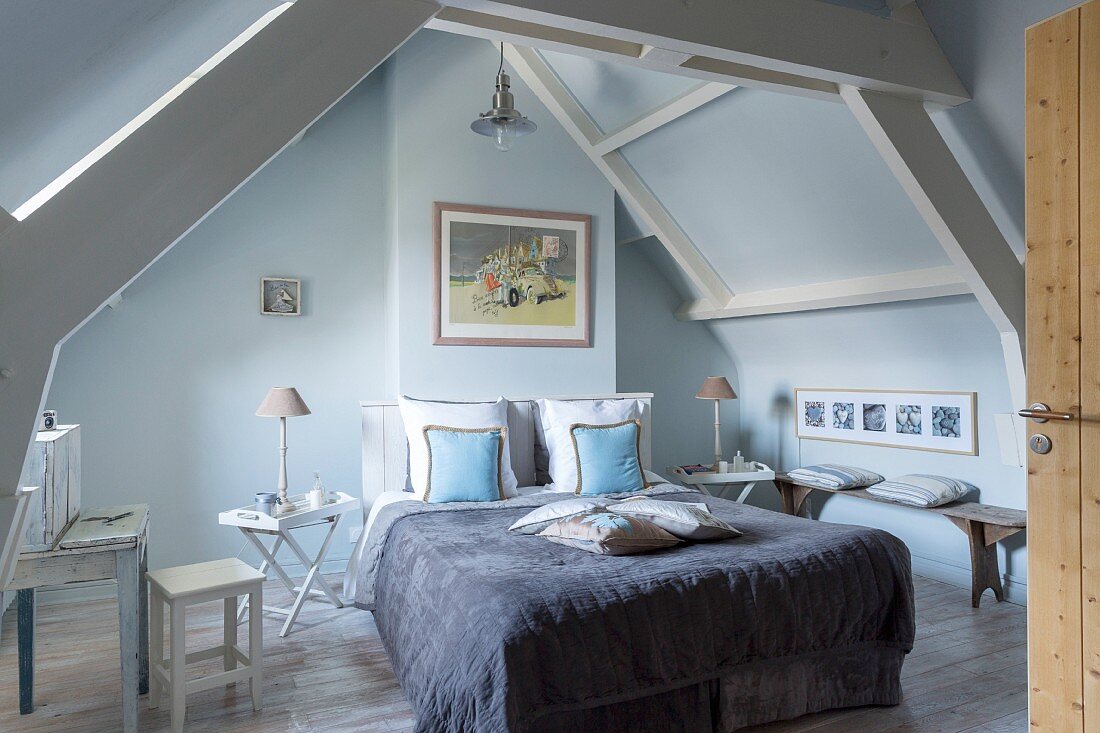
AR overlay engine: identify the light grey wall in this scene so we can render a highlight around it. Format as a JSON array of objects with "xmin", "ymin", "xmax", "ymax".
[
  {"xmin": 390, "ymin": 31, "xmax": 617, "ymax": 398},
  {"xmin": 44, "ymin": 30, "xmax": 617, "ymax": 573}
]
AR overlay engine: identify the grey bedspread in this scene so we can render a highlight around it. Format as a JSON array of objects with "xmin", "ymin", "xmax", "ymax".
[{"xmin": 355, "ymin": 488, "xmax": 915, "ymax": 733}]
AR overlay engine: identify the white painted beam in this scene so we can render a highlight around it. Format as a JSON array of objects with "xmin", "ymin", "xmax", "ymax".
[
  {"xmin": 676, "ymin": 266, "xmax": 970, "ymax": 320},
  {"xmin": 0, "ymin": 0, "xmax": 438, "ymax": 513},
  {"xmin": 505, "ymin": 44, "xmax": 732, "ymax": 306},
  {"xmin": 638, "ymin": 45, "xmax": 693, "ymax": 67},
  {"xmin": 840, "ymin": 86, "xmax": 1026, "ymax": 407},
  {"xmin": 591, "ymin": 83, "xmax": 734, "ymax": 156},
  {"xmin": 440, "ymin": 0, "xmax": 970, "ymax": 106},
  {"xmin": 617, "ymin": 233, "xmax": 654, "ymax": 247},
  {"xmin": 430, "ymin": 8, "xmax": 840, "ymax": 103}
]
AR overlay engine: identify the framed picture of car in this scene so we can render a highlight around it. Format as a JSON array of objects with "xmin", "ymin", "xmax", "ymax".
[{"xmin": 433, "ymin": 202, "xmax": 591, "ymax": 347}]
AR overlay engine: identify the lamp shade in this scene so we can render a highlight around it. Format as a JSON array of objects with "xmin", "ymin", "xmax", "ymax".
[
  {"xmin": 256, "ymin": 387, "xmax": 311, "ymax": 417},
  {"xmin": 695, "ymin": 376, "xmax": 737, "ymax": 400}
]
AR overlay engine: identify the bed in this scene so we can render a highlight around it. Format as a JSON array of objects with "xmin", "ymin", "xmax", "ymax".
[{"xmin": 347, "ymin": 394, "xmax": 915, "ymax": 733}]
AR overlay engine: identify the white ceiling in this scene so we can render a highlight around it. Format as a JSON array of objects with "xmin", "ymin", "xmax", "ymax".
[
  {"xmin": 538, "ymin": 50, "xmax": 949, "ymax": 294},
  {"xmin": 0, "ymin": 0, "xmax": 282, "ymax": 211},
  {"xmin": 538, "ymin": 49, "xmax": 700, "ymax": 134}
]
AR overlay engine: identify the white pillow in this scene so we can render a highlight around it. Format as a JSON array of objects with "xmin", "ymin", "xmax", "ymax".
[
  {"xmin": 508, "ymin": 498, "xmax": 611, "ymax": 534},
  {"xmin": 537, "ymin": 398, "xmax": 643, "ymax": 492},
  {"xmin": 399, "ymin": 396, "xmax": 519, "ymax": 500},
  {"xmin": 608, "ymin": 498, "xmax": 742, "ymax": 541}
]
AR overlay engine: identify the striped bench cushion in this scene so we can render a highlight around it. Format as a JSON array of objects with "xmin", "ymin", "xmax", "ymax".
[
  {"xmin": 866, "ymin": 474, "xmax": 976, "ymax": 508},
  {"xmin": 786, "ymin": 464, "xmax": 883, "ymax": 490}
]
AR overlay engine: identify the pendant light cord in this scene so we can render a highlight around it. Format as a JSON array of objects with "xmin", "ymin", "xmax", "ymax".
[{"xmin": 498, "ymin": 42, "xmax": 504, "ymax": 76}]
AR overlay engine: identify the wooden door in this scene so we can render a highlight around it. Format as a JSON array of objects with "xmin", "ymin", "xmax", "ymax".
[{"xmin": 1026, "ymin": 3, "xmax": 1100, "ymax": 730}]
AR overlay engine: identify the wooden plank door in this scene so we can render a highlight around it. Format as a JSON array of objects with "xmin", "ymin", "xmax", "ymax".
[
  {"xmin": 1082, "ymin": 3, "xmax": 1100, "ymax": 728},
  {"xmin": 1026, "ymin": 3, "xmax": 1100, "ymax": 730}
]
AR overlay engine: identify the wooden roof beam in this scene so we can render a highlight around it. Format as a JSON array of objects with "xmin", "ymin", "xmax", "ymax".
[
  {"xmin": 591, "ymin": 83, "xmax": 735, "ymax": 156},
  {"xmin": 676, "ymin": 266, "xmax": 970, "ymax": 320},
  {"xmin": 430, "ymin": 7, "xmax": 840, "ymax": 103},
  {"xmin": 505, "ymin": 44, "xmax": 733, "ymax": 306},
  {"xmin": 437, "ymin": 0, "xmax": 970, "ymax": 106},
  {"xmin": 0, "ymin": 207, "xmax": 13, "ymax": 239},
  {"xmin": 841, "ymin": 85, "xmax": 1026, "ymax": 409}
]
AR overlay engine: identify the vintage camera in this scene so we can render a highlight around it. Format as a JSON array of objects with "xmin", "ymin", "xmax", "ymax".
[{"xmin": 40, "ymin": 410, "xmax": 57, "ymax": 431}]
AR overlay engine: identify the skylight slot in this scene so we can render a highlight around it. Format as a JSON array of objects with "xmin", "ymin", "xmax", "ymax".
[{"xmin": 11, "ymin": 2, "xmax": 294, "ymax": 222}]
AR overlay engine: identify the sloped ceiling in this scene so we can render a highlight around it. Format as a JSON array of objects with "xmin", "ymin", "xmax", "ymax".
[
  {"xmin": 538, "ymin": 52, "xmax": 949, "ymax": 294},
  {"xmin": 0, "ymin": 0, "xmax": 282, "ymax": 211},
  {"xmin": 538, "ymin": 50, "xmax": 699, "ymax": 134}
]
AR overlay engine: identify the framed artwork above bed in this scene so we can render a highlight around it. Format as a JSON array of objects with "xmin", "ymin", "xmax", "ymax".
[
  {"xmin": 433, "ymin": 202, "xmax": 591, "ymax": 347},
  {"xmin": 795, "ymin": 388, "xmax": 977, "ymax": 455}
]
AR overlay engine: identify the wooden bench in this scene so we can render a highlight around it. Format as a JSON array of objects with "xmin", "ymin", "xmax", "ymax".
[{"xmin": 774, "ymin": 474, "xmax": 1027, "ymax": 608}]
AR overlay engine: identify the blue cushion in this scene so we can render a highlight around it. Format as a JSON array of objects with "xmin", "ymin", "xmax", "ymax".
[
  {"xmin": 570, "ymin": 420, "xmax": 649, "ymax": 496},
  {"xmin": 423, "ymin": 426, "xmax": 506, "ymax": 503}
]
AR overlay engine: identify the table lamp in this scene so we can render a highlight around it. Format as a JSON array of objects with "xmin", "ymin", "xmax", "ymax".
[
  {"xmin": 256, "ymin": 387, "xmax": 311, "ymax": 514},
  {"xmin": 696, "ymin": 376, "xmax": 737, "ymax": 471}
]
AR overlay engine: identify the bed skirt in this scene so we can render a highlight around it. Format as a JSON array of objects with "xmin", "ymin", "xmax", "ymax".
[{"xmin": 526, "ymin": 643, "xmax": 905, "ymax": 733}]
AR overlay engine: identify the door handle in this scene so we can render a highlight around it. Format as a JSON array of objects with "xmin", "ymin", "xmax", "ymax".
[{"xmin": 1018, "ymin": 402, "xmax": 1075, "ymax": 423}]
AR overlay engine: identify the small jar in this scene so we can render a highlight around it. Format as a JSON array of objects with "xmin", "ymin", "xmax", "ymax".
[{"xmin": 254, "ymin": 492, "xmax": 278, "ymax": 517}]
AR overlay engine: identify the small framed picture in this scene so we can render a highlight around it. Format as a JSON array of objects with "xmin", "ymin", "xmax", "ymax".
[{"xmin": 261, "ymin": 277, "xmax": 301, "ymax": 316}]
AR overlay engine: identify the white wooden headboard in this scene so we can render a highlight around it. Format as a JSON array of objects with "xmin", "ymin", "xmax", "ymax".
[{"xmin": 359, "ymin": 393, "xmax": 653, "ymax": 507}]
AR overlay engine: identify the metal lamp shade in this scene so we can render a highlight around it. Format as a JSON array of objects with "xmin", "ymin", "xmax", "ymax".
[
  {"xmin": 470, "ymin": 70, "xmax": 537, "ymax": 149},
  {"xmin": 470, "ymin": 114, "xmax": 537, "ymax": 137}
]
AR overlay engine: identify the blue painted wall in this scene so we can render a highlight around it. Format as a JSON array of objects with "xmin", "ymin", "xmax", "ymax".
[
  {"xmin": 608, "ymin": 0, "xmax": 1080, "ymax": 602},
  {"xmin": 706, "ymin": 296, "xmax": 1025, "ymax": 598},
  {"xmin": 616, "ymin": 237, "xmax": 740, "ymax": 477},
  {"xmin": 389, "ymin": 31, "xmax": 617, "ymax": 398},
  {"xmin": 43, "ymin": 30, "xmax": 617, "ymax": 573}
]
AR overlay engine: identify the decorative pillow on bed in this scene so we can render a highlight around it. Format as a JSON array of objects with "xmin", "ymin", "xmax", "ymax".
[
  {"xmin": 422, "ymin": 425, "xmax": 507, "ymax": 504},
  {"xmin": 508, "ymin": 498, "xmax": 611, "ymax": 534},
  {"xmin": 785, "ymin": 464, "xmax": 883, "ymax": 490},
  {"xmin": 399, "ymin": 396, "xmax": 519, "ymax": 500},
  {"xmin": 538, "ymin": 511, "xmax": 680, "ymax": 555},
  {"xmin": 570, "ymin": 419, "xmax": 649, "ymax": 496},
  {"xmin": 537, "ymin": 398, "xmax": 644, "ymax": 491},
  {"xmin": 607, "ymin": 499, "xmax": 741, "ymax": 541},
  {"xmin": 865, "ymin": 474, "xmax": 975, "ymax": 508}
]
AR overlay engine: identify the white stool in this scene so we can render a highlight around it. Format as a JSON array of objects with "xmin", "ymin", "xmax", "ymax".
[{"xmin": 147, "ymin": 558, "xmax": 265, "ymax": 732}]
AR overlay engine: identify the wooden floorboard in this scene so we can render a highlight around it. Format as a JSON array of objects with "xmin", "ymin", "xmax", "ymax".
[{"xmin": 0, "ymin": 574, "xmax": 1026, "ymax": 732}]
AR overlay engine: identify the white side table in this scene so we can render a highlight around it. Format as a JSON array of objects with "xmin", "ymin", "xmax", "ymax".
[
  {"xmin": 218, "ymin": 492, "xmax": 360, "ymax": 637},
  {"xmin": 667, "ymin": 463, "xmax": 775, "ymax": 503}
]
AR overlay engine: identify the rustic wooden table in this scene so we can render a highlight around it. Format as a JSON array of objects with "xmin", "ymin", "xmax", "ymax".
[
  {"xmin": 6, "ymin": 504, "xmax": 149, "ymax": 733},
  {"xmin": 772, "ymin": 474, "xmax": 1027, "ymax": 607}
]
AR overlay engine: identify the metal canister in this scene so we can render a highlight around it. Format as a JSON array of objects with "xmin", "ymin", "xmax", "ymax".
[{"xmin": 254, "ymin": 492, "xmax": 278, "ymax": 517}]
